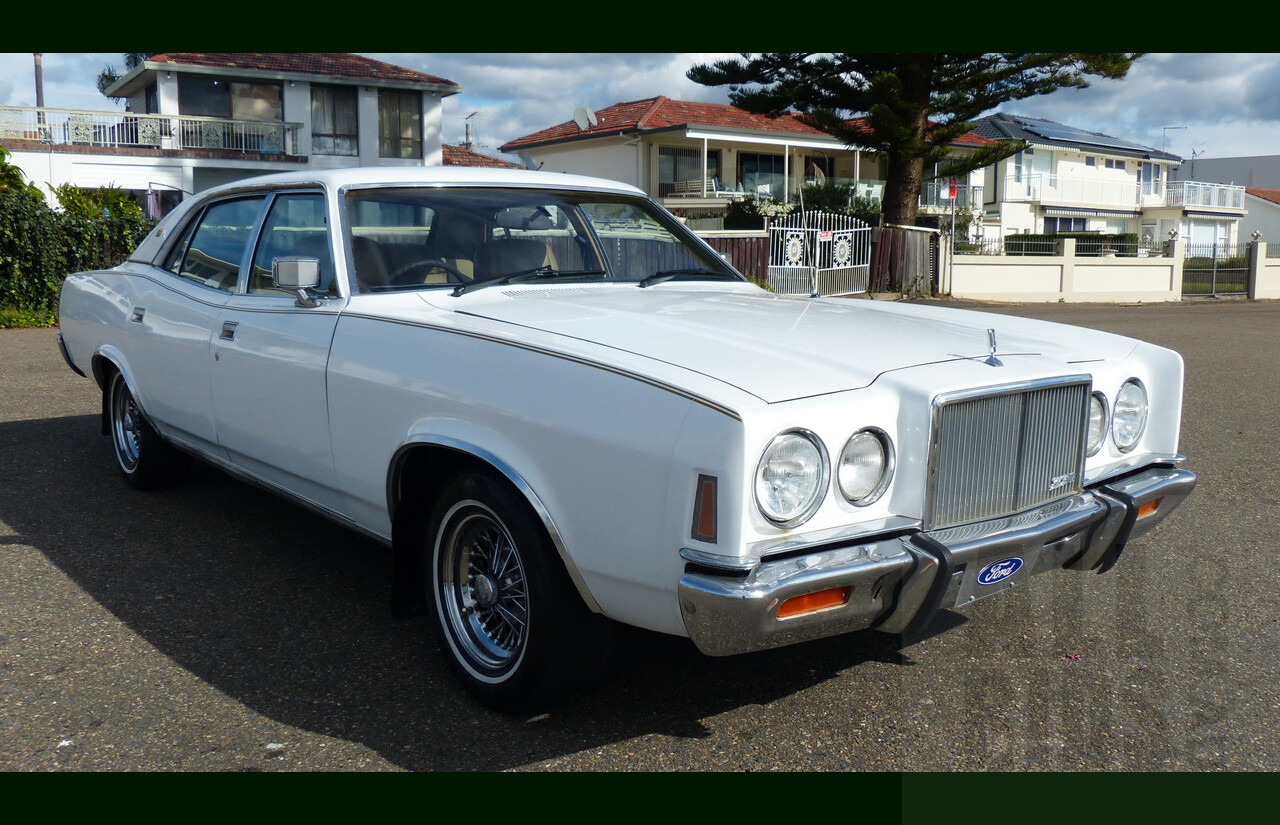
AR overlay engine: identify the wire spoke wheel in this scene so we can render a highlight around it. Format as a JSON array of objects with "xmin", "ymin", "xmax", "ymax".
[
  {"xmin": 109, "ymin": 374, "xmax": 143, "ymax": 473},
  {"xmin": 436, "ymin": 502, "xmax": 529, "ymax": 673},
  {"xmin": 423, "ymin": 471, "xmax": 617, "ymax": 712}
]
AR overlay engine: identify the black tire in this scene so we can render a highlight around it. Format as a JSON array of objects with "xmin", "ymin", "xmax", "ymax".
[
  {"xmin": 106, "ymin": 370, "xmax": 186, "ymax": 489},
  {"xmin": 426, "ymin": 471, "xmax": 615, "ymax": 713}
]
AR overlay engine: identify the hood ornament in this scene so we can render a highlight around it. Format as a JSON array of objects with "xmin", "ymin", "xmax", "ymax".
[{"xmin": 985, "ymin": 328, "xmax": 1003, "ymax": 367}]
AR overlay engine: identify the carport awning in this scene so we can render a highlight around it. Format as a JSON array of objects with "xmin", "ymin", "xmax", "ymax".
[{"xmin": 1043, "ymin": 207, "xmax": 1140, "ymax": 218}]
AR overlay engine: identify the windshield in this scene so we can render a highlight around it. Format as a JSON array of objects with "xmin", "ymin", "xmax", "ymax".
[{"xmin": 343, "ymin": 187, "xmax": 743, "ymax": 293}]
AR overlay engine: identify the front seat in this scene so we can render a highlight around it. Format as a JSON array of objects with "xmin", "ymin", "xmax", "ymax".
[
  {"xmin": 474, "ymin": 238, "xmax": 557, "ymax": 280},
  {"xmin": 351, "ymin": 236, "xmax": 390, "ymax": 290}
]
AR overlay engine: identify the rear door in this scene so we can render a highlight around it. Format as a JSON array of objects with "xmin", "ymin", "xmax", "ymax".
[{"xmin": 126, "ymin": 194, "xmax": 267, "ymax": 455}]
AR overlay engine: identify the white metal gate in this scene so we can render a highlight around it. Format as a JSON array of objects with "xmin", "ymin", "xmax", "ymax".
[{"xmin": 767, "ymin": 211, "xmax": 872, "ymax": 296}]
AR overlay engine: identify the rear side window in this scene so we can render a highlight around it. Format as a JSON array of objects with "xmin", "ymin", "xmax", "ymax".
[{"xmin": 164, "ymin": 196, "xmax": 266, "ymax": 291}]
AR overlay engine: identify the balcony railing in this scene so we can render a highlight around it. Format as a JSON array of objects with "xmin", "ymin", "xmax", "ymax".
[
  {"xmin": 1165, "ymin": 181, "xmax": 1246, "ymax": 210},
  {"xmin": 918, "ymin": 180, "xmax": 984, "ymax": 211},
  {"xmin": 1001, "ymin": 173, "xmax": 1244, "ymax": 212},
  {"xmin": 0, "ymin": 105, "xmax": 302, "ymax": 156}
]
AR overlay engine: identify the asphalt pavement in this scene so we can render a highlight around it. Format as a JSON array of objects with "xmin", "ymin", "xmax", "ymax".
[{"xmin": 2, "ymin": 298, "xmax": 1277, "ymax": 772}]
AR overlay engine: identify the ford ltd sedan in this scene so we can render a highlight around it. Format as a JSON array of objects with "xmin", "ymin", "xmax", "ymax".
[{"xmin": 57, "ymin": 167, "xmax": 1197, "ymax": 712}]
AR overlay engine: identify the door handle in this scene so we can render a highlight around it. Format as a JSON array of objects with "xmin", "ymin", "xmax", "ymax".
[
  {"xmin": 220, "ymin": 321, "xmax": 239, "ymax": 341},
  {"xmin": 130, "ymin": 307, "xmax": 145, "ymax": 323}
]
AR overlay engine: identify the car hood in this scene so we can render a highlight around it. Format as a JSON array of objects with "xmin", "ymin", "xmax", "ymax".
[{"xmin": 426, "ymin": 284, "xmax": 1138, "ymax": 403}]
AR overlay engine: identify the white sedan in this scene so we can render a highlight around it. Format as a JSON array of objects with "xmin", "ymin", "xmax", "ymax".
[{"xmin": 57, "ymin": 167, "xmax": 1197, "ymax": 712}]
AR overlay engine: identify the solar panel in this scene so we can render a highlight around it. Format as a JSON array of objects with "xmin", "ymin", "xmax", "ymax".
[{"xmin": 1018, "ymin": 119, "xmax": 1153, "ymax": 153}]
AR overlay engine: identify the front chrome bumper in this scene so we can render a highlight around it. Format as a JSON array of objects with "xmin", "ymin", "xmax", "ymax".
[{"xmin": 678, "ymin": 464, "xmax": 1197, "ymax": 656}]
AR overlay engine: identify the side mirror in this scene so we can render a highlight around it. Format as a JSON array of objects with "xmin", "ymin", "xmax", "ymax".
[{"xmin": 272, "ymin": 257, "xmax": 322, "ymax": 307}]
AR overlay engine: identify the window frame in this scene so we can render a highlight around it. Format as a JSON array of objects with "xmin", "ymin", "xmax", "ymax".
[
  {"xmin": 378, "ymin": 89, "xmax": 423, "ymax": 159},
  {"xmin": 311, "ymin": 85, "xmax": 359, "ymax": 157},
  {"xmin": 161, "ymin": 194, "xmax": 269, "ymax": 293}
]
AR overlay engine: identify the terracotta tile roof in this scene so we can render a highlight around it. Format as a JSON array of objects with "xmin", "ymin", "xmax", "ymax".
[
  {"xmin": 501, "ymin": 96, "xmax": 832, "ymax": 151},
  {"xmin": 501, "ymin": 96, "xmax": 994, "ymax": 152},
  {"xmin": 443, "ymin": 144, "xmax": 522, "ymax": 169},
  {"xmin": 1246, "ymin": 187, "xmax": 1280, "ymax": 206},
  {"xmin": 145, "ymin": 53, "xmax": 459, "ymax": 90}
]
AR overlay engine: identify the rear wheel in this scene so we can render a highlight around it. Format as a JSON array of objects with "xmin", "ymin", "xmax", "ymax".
[
  {"xmin": 426, "ymin": 471, "xmax": 614, "ymax": 712},
  {"xmin": 106, "ymin": 370, "xmax": 186, "ymax": 489}
]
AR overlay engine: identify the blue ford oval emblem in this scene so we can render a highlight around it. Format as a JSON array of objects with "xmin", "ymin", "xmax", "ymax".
[{"xmin": 977, "ymin": 557, "xmax": 1024, "ymax": 586}]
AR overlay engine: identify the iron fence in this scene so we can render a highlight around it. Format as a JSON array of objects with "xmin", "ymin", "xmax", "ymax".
[
  {"xmin": 1183, "ymin": 242, "xmax": 1248, "ymax": 297},
  {"xmin": 767, "ymin": 211, "xmax": 872, "ymax": 295}
]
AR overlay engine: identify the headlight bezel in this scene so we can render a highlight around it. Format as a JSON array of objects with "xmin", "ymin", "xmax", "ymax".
[
  {"xmin": 754, "ymin": 428, "xmax": 830, "ymax": 528},
  {"xmin": 1111, "ymin": 378, "xmax": 1149, "ymax": 453},
  {"xmin": 836, "ymin": 427, "xmax": 895, "ymax": 506},
  {"xmin": 1086, "ymin": 391, "xmax": 1110, "ymax": 457}
]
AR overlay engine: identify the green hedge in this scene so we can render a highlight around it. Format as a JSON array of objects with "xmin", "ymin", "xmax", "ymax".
[
  {"xmin": 1005, "ymin": 232, "xmax": 1141, "ymax": 257},
  {"xmin": 0, "ymin": 191, "xmax": 155, "ymax": 320}
]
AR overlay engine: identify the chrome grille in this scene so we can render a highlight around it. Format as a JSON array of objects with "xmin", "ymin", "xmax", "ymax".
[{"xmin": 925, "ymin": 377, "xmax": 1090, "ymax": 531}]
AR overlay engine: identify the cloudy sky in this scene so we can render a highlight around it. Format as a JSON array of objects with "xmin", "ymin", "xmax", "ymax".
[{"xmin": 3, "ymin": 53, "xmax": 1277, "ymax": 169}]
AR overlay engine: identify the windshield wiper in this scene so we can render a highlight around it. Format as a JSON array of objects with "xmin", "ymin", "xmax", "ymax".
[
  {"xmin": 452, "ymin": 267, "xmax": 605, "ymax": 296},
  {"xmin": 637, "ymin": 268, "xmax": 740, "ymax": 288}
]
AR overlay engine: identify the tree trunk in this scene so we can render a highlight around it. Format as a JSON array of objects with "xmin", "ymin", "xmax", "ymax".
[
  {"xmin": 882, "ymin": 151, "xmax": 924, "ymax": 226},
  {"xmin": 880, "ymin": 55, "xmax": 935, "ymax": 227}
]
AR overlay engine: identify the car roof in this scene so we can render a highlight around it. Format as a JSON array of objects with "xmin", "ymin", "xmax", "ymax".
[{"xmin": 198, "ymin": 166, "xmax": 647, "ymax": 199}]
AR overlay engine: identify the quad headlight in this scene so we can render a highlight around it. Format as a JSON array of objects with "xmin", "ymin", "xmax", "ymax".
[
  {"xmin": 754, "ymin": 430, "xmax": 828, "ymax": 527},
  {"xmin": 836, "ymin": 428, "xmax": 894, "ymax": 505},
  {"xmin": 1111, "ymin": 379, "xmax": 1148, "ymax": 453},
  {"xmin": 1086, "ymin": 392, "xmax": 1110, "ymax": 457}
]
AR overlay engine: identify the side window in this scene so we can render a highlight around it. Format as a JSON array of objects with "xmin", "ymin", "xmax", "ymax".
[
  {"xmin": 248, "ymin": 193, "xmax": 336, "ymax": 294},
  {"xmin": 163, "ymin": 196, "xmax": 266, "ymax": 291}
]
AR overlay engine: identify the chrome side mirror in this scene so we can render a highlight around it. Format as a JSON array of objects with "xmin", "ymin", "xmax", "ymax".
[{"xmin": 272, "ymin": 257, "xmax": 322, "ymax": 307}]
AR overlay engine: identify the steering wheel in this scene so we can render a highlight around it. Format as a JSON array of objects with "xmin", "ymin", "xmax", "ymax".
[{"xmin": 390, "ymin": 258, "xmax": 469, "ymax": 285}]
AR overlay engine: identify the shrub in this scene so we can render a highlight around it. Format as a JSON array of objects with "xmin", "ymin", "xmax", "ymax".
[
  {"xmin": 0, "ymin": 190, "xmax": 154, "ymax": 316},
  {"xmin": 53, "ymin": 183, "xmax": 145, "ymax": 220}
]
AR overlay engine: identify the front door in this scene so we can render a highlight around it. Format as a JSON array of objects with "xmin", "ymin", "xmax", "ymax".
[{"xmin": 209, "ymin": 191, "xmax": 346, "ymax": 512}]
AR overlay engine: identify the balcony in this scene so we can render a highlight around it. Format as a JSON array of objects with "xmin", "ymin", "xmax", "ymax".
[
  {"xmin": 1001, "ymin": 173, "xmax": 1244, "ymax": 212},
  {"xmin": 0, "ymin": 105, "xmax": 302, "ymax": 156},
  {"xmin": 1165, "ymin": 180, "xmax": 1246, "ymax": 210}
]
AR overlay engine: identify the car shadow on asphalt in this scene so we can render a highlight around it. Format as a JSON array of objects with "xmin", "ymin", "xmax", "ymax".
[{"xmin": 3, "ymin": 414, "xmax": 926, "ymax": 771}]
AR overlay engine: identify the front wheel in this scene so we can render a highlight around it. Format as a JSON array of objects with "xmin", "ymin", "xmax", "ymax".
[
  {"xmin": 106, "ymin": 370, "xmax": 186, "ymax": 489},
  {"xmin": 427, "ymin": 471, "xmax": 614, "ymax": 712}
]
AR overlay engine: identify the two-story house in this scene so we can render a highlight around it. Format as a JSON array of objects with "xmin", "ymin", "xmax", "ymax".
[
  {"xmin": 972, "ymin": 112, "xmax": 1246, "ymax": 249},
  {"xmin": 1, "ymin": 53, "xmax": 463, "ymax": 214},
  {"xmin": 498, "ymin": 96, "xmax": 996, "ymax": 224}
]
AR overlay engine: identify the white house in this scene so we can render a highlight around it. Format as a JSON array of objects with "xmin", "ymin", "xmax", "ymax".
[
  {"xmin": 971, "ymin": 113, "xmax": 1246, "ymax": 248},
  {"xmin": 1, "ymin": 53, "xmax": 464, "ymax": 213}
]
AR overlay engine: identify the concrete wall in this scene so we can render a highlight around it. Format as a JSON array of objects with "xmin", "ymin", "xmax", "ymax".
[
  {"xmin": 945, "ymin": 239, "xmax": 1184, "ymax": 303},
  {"xmin": 1251, "ymin": 242, "xmax": 1280, "ymax": 300},
  {"xmin": 947, "ymin": 239, "xmax": 1280, "ymax": 302}
]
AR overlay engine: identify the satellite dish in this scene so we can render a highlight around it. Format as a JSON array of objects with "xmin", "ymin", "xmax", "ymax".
[{"xmin": 573, "ymin": 106, "xmax": 598, "ymax": 132}]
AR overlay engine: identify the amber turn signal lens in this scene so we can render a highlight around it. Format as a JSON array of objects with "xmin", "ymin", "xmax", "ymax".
[
  {"xmin": 776, "ymin": 587, "xmax": 851, "ymax": 619},
  {"xmin": 1136, "ymin": 497, "xmax": 1162, "ymax": 519}
]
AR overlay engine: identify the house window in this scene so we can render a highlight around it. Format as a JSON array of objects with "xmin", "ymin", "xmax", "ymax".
[
  {"xmin": 378, "ymin": 90, "xmax": 422, "ymax": 159},
  {"xmin": 1138, "ymin": 162, "xmax": 1162, "ymax": 196},
  {"xmin": 311, "ymin": 85, "xmax": 358, "ymax": 156},
  {"xmin": 1105, "ymin": 158, "xmax": 1126, "ymax": 170},
  {"xmin": 1044, "ymin": 216, "xmax": 1088, "ymax": 233},
  {"xmin": 739, "ymin": 153, "xmax": 786, "ymax": 198},
  {"xmin": 178, "ymin": 77, "xmax": 282, "ymax": 121},
  {"xmin": 658, "ymin": 146, "xmax": 722, "ymax": 197},
  {"xmin": 1085, "ymin": 156, "xmax": 1096, "ymax": 168}
]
